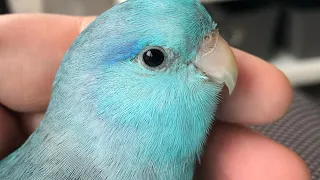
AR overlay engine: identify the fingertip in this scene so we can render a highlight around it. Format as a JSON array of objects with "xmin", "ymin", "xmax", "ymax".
[
  {"xmin": 200, "ymin": 122, "xmax": 311, "ymax": 180},
  {"xmin": 218, "ymin": 48, "xmax": 293, "ymax": 125},
  {"xmin": 264, "ymin": 63, "xmax": 293, "ymax": 121}
]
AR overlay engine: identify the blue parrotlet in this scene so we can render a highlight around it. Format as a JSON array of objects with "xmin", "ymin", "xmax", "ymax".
[{"xmin": 0, "ymin": 0, "xmax": 238, "ymax": 179}]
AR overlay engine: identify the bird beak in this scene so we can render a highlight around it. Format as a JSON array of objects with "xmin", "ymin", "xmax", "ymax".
[{"xmin": 194, "ymin": 29, "xmax": 238, "ymax": 95}]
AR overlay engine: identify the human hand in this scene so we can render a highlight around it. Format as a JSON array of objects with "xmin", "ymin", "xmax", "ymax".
[{"xmin": 0, "ymin": 14, "xmax": 310, "ymax": 180}]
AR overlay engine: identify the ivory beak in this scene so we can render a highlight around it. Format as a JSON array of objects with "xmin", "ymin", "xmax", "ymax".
[{"xmin": 195, "ymin": 30, "xmax": 238, "ymax": 95}]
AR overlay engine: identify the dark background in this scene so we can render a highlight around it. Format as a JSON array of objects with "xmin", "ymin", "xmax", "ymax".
[
  {"xmin": 0, "ymin": 0, "xmax": 9, "ymax": 14},
  {"xmin": 202, "ymin": 0, "xmax": 320, "ymax": 101},
  {"xmin": 203, "ymin": 0, "xmax": 320, "ymax": 60}
]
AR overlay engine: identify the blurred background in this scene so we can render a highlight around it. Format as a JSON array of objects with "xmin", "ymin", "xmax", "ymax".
[{"xmin": 2, "ymin": 0, "xmax": 320, "ymax": 101}]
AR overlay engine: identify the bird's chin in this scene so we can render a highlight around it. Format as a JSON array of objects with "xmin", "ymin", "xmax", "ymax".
[{"xmin": 194, "ymin": 29, "xmax": 238, "ymax": 95}]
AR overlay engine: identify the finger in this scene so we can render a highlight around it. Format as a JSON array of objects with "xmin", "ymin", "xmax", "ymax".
[
  {"xmin": 199, "ymin": 122, "xmax": 310, "ymax": 180},
  {"xmin": 0, "ymin": 14, "xmax": 87, "ymax": 112},
  {"xmin": 217, "ymin": 48, "xmax": 293, "ymax": 125},
  {"xmin": 0, "ymin": 105, "xmax": 26, "ymax": 159}
]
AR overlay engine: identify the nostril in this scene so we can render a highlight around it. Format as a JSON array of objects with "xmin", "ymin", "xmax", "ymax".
[{"xmin": 204, "ymin": 35, "xmax": 211, "ymax": 41}]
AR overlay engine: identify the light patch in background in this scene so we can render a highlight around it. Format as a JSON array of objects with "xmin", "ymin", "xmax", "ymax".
[
  {"xmin": 8, "ymin": 0, "xmax": 43, "ymax": 13},
  {"xmin": 8, "ymin": 0, "xmax": 115, "ymax": 15}
]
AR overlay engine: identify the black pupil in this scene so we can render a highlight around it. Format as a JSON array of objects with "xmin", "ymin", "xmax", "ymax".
[{"xmin": 143, "ymin": 49, "xmax": 164, "ymax": 67}]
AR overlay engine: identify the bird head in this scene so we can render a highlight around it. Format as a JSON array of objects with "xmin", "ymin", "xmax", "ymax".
[{"xmin": 50, "ymin": 0, "xmax": 238, "ymax": 149}]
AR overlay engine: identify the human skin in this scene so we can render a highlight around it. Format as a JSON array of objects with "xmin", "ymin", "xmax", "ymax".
[{"xmin": 0, "ymin": 14, "xmax": 311, "ymax": 180}]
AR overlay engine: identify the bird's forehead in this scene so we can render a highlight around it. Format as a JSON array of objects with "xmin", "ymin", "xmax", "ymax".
[
  {"xmin": 120, "ymin": 0, "xmax": 214, "ymax": 54},
  {"xmin": 73, "ymin": 0, "xmax": 216, "ymax": 64}
]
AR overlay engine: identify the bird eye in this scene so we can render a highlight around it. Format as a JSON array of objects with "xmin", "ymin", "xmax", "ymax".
[{"xmin": 142, "ymin": 48, "xmax": 165, "ymax": 68}]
